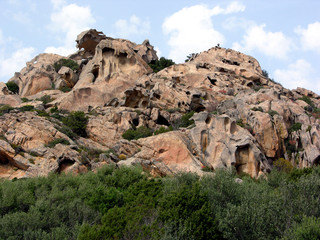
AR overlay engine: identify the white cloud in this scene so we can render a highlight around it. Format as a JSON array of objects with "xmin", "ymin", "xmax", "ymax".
[
  {"xmin": 162, "ymin": 2, "xmax": 245, "ymax": 63},
  {"xmin": 273, "ymin": 59, "xmax": 320, "ymax": 93},
  {"xmin": 51, "ymin": 0, "xmax": 66, "ymax": 10},
  {"xmin": 295, "ymin": 22, "xmax": 320, "ymax": 54},
  {"xmin": 154, "ymin": 47, "xmax": 161, "ymax": 58},
  {"xmin": 233, "ymin": 24, "xmax": 293, "ymax": 59},
  {"xmin": 0, "ymin": 47, "xmax": 35, "ymax": 79},
  {"xmin": 45, "ymin": 3, "xmax": 95, "ymax": 56},
  {"xmin": 113, "ymin": 15, "xmax": 150, "ymax": 38}
]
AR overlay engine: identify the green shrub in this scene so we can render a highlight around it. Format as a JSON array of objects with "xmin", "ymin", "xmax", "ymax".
[
  {"xmin": 18, "ymin": 105, "xmax": 34, "ymax": 112},
  {"xmin": 122, "ymin": 126, "xmax": 152, "ymax": 140},
  {"xmin": 59, "ymin": 86, "xmax": 72, "ymax": 92},
  {"xmin": 6, "ymin": 81, "xmax": 19, "ymax": 94},
  {"xmin": 251, "ymin": 106, "xmax": 264, "ymax": 112},
  {"xmin": 38, "ymin": 95, "xmax": 53, "ymax": 105},
  {"xmin": 268, "ymin": 110, "xmax": 279, "ymax": 117},
  {"xmin": 148, "ymin": 57, "xmax": 175, "ymax": 73},
  {"xmin": 289, "ymin": 122, "xmax": 302, "ymax": 133},
  {"xmin": 273, "ymin": 158, "xmax": 293, "ymax": 173},
  {"xmin": 282, "ymin": 216, "xmax": 320, "ymax": 240},
  {"xmin": 262, "ymin": 69, "xmax": 269, "ymax": 78},
  {"xmin": 45, "ymin": 138, "xmax": 70, "ymax": 148},
  {"xmin": 154, "ymin": 126, "xmax": 173, "ymax": 135},
  {"xmin": 62, "ymin": 111, "xmax": 88, "ymax": 137},
  {"xmin": 56, "ymin": 125, "xmax": 77, "ymax": 140},
  {"xmin": 53, "ymin": 58, "xmax": 79, "ymax": 72},
  {"xmin": 236, "ymin": 119, "xmax": 245, "ymax": 127},
  {"xmin": 166, "ymin": 108, "xmax": 180, "ymax": 113},
  {"xmin": 174, "ymin": 111, "xmax": 195, "ymax": 129},
  {"xmin": 0, "ymin": 104, "xmax": 14, "ymax": 115},
  {"xmin": 307, "ymin": 125, "xmax": 312, "ymax": 132},
  {"xmin": 21, "ymin": 98, "xmax": 30, "ymax": 103},
  {"xmin": 35, "ymin": 110, "xmax": 50, "ymax": 117},
  {"xmin": 299, "ymin": 96, "xmax": 314, "ymax": 107}
]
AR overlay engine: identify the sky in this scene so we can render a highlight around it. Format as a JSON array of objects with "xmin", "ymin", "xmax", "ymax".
[{"xmin": 0, "ymin": 0, "xmax": 320, "ymax": 93}]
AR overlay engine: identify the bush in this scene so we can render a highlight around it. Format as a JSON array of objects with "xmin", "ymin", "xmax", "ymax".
[
  {"xmin": 56, "ymin": 125, "xmax": 77, "ymax": 140},
  {"xmin": 53, "ymin": 59, "xmax": 79, "ymax": 72},
  {"xmin": 282, "ymin": 216, "xmax": 320, "ymax": 240},
  {"xmin": 0, "ymin": 104, "xmax": 14, "ymax": 115},
  {"xmin": 173, "ymin": 111, "xmax": 195, "ymax": 129},
  {"xmin": 289, "ymin": 122, "xmax": 302, "ymax": 133},
  {"xmin": 154, "ymin": 126, "xmax": 173, "ymax": 135},
  {"xmin": 38, "ymin": 95, "xmax": 53, "ymax": 105},
  {"xmin": 262, "ymin": 69, "xmax": 269, "ymax": 78},
  {"xmin": 268, "ymin": 110, "xmax": 279, "ymax": 117},
  {"xmin": 122, "ymin": 126, "xmax": 152, "ymax": 140},
  {"xmin": 273, "ymin": 158, "xmax": 293, "ymax": 173},
  {"xmin": 21, "ymin": 98, "xmax": 30, "ymax": 103},
  {"xmin": 6, "ymin": 81, "xmax": 19, "ymax": 94},
  {"xmin": 59, "ymin": 86, "xmax": 72, "ymax": 92},
  {"xmin": 148, "ymin": 57, "xmax": 175, "ymax": 73},
  {"xmin": 18, "ymin": 105, "xmax": 34, "ymax": 112},
  {"xmin": 251, "ymin": 106, "xmax": 264, "ymax": 112},
  {"xmin": 62, "ymin": 111, "xmax": 88, "ymax": 137},
  {"xmin": 45, "ymin": 138, "xmax": 70, "ymax": 148}
]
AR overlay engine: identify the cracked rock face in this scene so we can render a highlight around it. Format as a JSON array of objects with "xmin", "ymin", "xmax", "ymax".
[{"xmin": 1, "ymin": 29, "xmax": 320, "ymax": 179}]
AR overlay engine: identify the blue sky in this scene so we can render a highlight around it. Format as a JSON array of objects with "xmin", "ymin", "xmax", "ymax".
[{"xmin": 0, "ymin": 0, "xmax": 320, "ymax": 93}]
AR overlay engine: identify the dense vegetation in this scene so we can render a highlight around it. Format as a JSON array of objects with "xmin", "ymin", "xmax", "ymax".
[
  {"xmin": 1, "ymin": 165, "xmax": 320, "ymax": 239},
  {"xmin": 54, "ymin": 59, "xmax": 79, "ymax": 72},
  {"xmin": 5, "ymin": 81, "xmax": 19, "ymax": 94},
  {"xmin": 148, "ymin": 57, "xmax": 175, "ymax": 73}
]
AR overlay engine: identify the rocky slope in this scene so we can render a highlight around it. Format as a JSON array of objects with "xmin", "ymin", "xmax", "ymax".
[{"xmin": 0, "ymin": 29, "xmax": 319, "ymax": 179}]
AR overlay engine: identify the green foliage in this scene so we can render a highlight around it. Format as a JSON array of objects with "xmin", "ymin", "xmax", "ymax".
[
  {"xmin": 299, "ymin": 95, "xmax": 314, "ymax": 107},
  {"xmin": 307, "ymin": 125, "xmax": 312, "ymax": 132},
  {"xmin": 56, "ymin": 125, "xmax": 77, "ymax": 140},
  {"xmin": 268, "ymin": 109, "xmax": 279, "ymax": 117},
  {"xmin": 166, "ymin": 108, "xmax": 180, "ymax": 113},
  {"xmin": 5, "ymin": 81, "xmax": 19, "ymax": 94},
  {"xmin": 122, "ymin": 126, "xmax": 153, "ymax": 140},
  {"xmin": 45, "ymin": 138, "xmax": 70, "ymax": 148},
  {"xmin": 289, "ymin": 122, "xmax": 302, "ymax": 133},
  {"xmin": 154, "ymin": 126, "xmax": 173, "ymax": 135},
  {"xmin": 59, "ymin": 86, "xmax": 72, "ymax": 92},
  {"xmin": 262, "ymin": 69, "xmax": 269, "ymax": 78},
  {"xmin": 18, "ymin": 105, "xmax": 34, "ymax": 112},
  {"xmin": 282, "ymin": 216, "xmax": 320, "ymax": 240},
  {"xmin": 173, "ymin": 111, "xmax": 195, "ymax": 129},
  {"xmin": 21, "ymin": 97, "xmax": 30, "ymax": 103},
  {"xmin": 53, "ymin": 58, "xmax": 79, "ymax": 72},
  {"xmin": 274, "ymin": 158, "xmax": 293, "ymax": 173},
  {"xmin": 148, "ymin": 57, "xmax": 175, "ymax": 73},
  {"xmin": 62, "ymin": 111, "xmax": 88, "ymax": 137},
  {"xmin": 38, "ymin": 95, "xmax": 53, "ymax": 105},
  {"xmin": 0, "ymin": 104, "xmax": 14, "ymax": 115},
  {"xmin": 236, "ymin": 119, "xmax": 245, "ymax": 127},
  {"xmin": 251, "ymin": 106, "xmax": 264, "ymax": 112}
]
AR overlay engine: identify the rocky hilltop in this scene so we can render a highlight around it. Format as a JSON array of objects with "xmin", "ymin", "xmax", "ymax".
[{"xmin": 0, "ymin": 29, "xmax": 319, "ymax": 179}]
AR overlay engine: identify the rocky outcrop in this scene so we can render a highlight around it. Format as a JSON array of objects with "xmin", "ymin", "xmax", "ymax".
[{"xmin": 1, "ymin": 29, "xmax": 320, "ymax": 179}]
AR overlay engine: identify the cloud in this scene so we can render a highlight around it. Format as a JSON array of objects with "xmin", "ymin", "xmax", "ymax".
[
  {"xmin": 295, "ymin": 22, "xmax": 320, "ymax": 54},
  {"xmin": 45, "ymin": 3, "xmax": 95, "ymax": 56},
  {"xmin": 0, "ymin": 47, "xmax": 35, "ymax": 79},
  {"xmin": 154, "ymin": 47, "xmax": 161, "ymax": 58},
  {"xmin": 233, "ymin": 24, "xmax": 293, "ymax": 59},
  {"xmin": 51, "ymin": 0, "xmax": 66, "ymax": 10},
  {"xmin": 273, "ymin": 59, "xmax": 320, "ymax": 93},
  {"xmin": 113, "ymin": 15, "xmax": 150, "ymax": 38},
  {"xmin": 162, "ymin": 2, "xmax": 245, "ymax": 63}
]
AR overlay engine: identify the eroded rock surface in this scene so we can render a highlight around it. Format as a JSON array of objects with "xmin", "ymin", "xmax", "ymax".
[{"xmin": 1, "ymin": 29, "xmax": 320, "ymax": 179}]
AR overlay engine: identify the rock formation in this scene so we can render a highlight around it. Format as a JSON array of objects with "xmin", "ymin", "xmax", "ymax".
[{"xmin": 0, "ymin": 29, "xmax": 319, "ymax": 179}]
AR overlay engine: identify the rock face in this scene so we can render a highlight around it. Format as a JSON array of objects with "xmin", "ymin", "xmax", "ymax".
[{"xmin": 1, "ymin": 29, "xmax": 320, "ymax": 179}]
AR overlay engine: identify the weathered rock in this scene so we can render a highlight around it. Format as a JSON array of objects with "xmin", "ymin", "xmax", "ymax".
[
  {"xmin": 0, "ymin": 82, "xmax": 10, "ymax": 95},
  {"xmin": 190, "ymin": 113, "xmax": 270, "ymax": 177}
]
